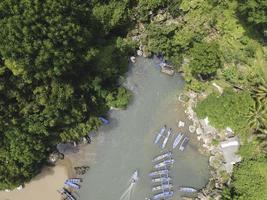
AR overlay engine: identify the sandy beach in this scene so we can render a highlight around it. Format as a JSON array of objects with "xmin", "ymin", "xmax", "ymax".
[{"xmin": 0, "ymin": 159, "xmax": 73, "ymax": 200}]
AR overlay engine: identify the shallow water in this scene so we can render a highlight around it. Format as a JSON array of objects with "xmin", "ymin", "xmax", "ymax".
[{"xmin": 78, "ymin": 57, "xmax": 209, "ymax": 200}]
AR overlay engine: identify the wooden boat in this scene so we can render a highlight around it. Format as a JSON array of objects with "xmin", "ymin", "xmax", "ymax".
[
  {"xmin": 152, "ymin": 177, "xmax": 171, "ymax": 183},
  {"xmin": 152, "ymin": 184, "xmax": 173, "ymax": 192},
  {"xmin": 154, "ymin": 125, "xmax": 166, "ymax": 144},
  {"xmin": 154, "ymin": 159, "xmax": 174, "ymax": 169},
  {"xmin": 161, "ymin": 128, "xmax": 172, "ymax": 149},
  {"xmin": 149, "ymin": 169, "xmax": 169, "ymax": 177},
  {"xmin": 152, "ymin": 151, "xmax": 172, "ymax": 163},
  {"xmin": 172, "ymin": 133, "xmax": 184, "ymax": 149},
  {"xmin": 152, "ymin": 191, "xmax": 174, "ymax": 200},
  {"xmin": 179, "ymin": 187, "xmax": 198, "ymax": 193},
  {"xmin": 179, "ymin": 137, "xmax": 189, "ymax": 151}
]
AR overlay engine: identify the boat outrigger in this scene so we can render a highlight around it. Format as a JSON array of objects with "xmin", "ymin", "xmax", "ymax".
[
  {"xmin": 179, "ymin": 187, "xmax": 198, "ymax": 193},
  {"xmin": 131, "ymin": 170, "xmax": 139, "ymax": 183},
  {"xmin": 152, "ymin": 191, "xmax": 174, "ymax": 200},
  {"xmin": 172, "ymin": 133, "xmax": 184, "ymax": 149},
  {"xmin": 179, "ymin": 137, "xmax": 189, "ymax": 151},
  {"xmin": 152, "ymin": 177, "xmax": 172, "ymax": 183},
  {"xmin": 152, "ymin": 184, "xmax": 173, "ymax": 192},
  {"xmin": 154, "ymin": 159, "xmax": 174, "ymax": 169},
  {"xmin": 161, "ymin": 128, "xmax": 172, "ymax": 149},
  {"xmin": 154, "ymin": 125, "xmax": 166, "ymax": 144},
  {"xmin": 149, "ymin": 169, "xmax": 169, "ymax": 177},
  {"xmin": 152, "ymin": 151, "xmax": 172, "ymax": 163}
]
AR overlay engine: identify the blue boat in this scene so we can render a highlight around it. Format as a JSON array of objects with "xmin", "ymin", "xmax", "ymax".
[
  {"xmin": 173, "ymin": 133, "xmax": 184, "ymax": 149},
  {"xmin": 152, "ymin": 191, "xmax": 173, "ymax": 200},
  {"xmin": 154, "ymin": 125, "xmax": 166, "ymax": 144},
  {"xmin": 67, "ymin": 178, "xmax": 82, "ymax": 184},
  {"xmin": 99, "ymin": 117, "xmax": 110, "ymax": 125},
  {"xmin": 179, "ymin": 137, "xmax": 189, "ymax": 151},
  {"xmin": 152, "ymin": 151, "xmax": 172, "ymax": 163},
  {"xmin": 161, "ymin": 128, "xmax": 172, "ymax": 149},
  {"xmin": 64, "ymin": 181, "xmax": 80, "ymax": 190}
]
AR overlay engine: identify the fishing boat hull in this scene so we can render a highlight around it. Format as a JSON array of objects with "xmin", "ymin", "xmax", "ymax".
[
  {"xmin": 179, "ymin": 137, "xmax": 189, "ymax": 151},
  {"xmin": 152, "ymin": 177, "xmax": 172, "ymax": 183},
  {"xmin": 131, "ymin": 170, "xmax": 139, "ymax": 183},
  {"xmin": 149, "ymin": 169, "xmax": 169, "ymax": 177},
  {"xmin": 154, "ymin": 126, "xmax": 166, "ymax": 144},
  {"xmin": 172, "ymin": 133, "xmax": 183, "ymax": 149},
  {"xmin": 152, "ymin": 191, "xmax": 174, "ymax": 200},
  {"xmin": 161, "ymin": 128, "xmax": 172, "ymax": 149},
  {"xmin": 152, "ymin": 184, "xmax": 173, "ymax": 192},
  {"xmin": 154, "ymin": 159, "xmax": 174, "ymax": 169},
  {"xmin": 179, "ymin": 187, "xmax": 197, "ymax": 193},
  {"xmin": 152, "ymin": 151, "xmax": 172, "ymax": 163}
]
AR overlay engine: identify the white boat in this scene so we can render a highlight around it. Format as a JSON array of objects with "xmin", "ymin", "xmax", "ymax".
[
  {"xmin": 154, "ymin": 159, "xmax": 174, "ymax": 169},
  {"xmin": 152, "ymin": 151, "xmax": 172, "ymax": 163},
  {"xmin": 179, "ymin": 137, "xmax": 189, "ymax": 151},
  {"xmin": 149, "ymin": 169, "xmax": 169, "ymax": 177},
  {"xmin": 172, "ymin": 133, "xmax": 184, "ymax": 149},
  {"xmin": 179, "ymin": 187, "xmax": 197, "ymax": 193},
  {"xmin": 131, "ymin": 170, "xmax": 139, "ymax": 183},
  {"xmin": 161, "ymin": 128, "xmax": 172, "ymax": 149},
  {"xmin": 152, "ymin": 177, "xmax": 171, "ymax": 183},
  {"xmin": 154, "ymin": 125, "xmax": 166, "ymax": 144},
  {"xmin": 152, "ymin": 191, "xmax": 174, "ymax": 200},
  {"xmin": 152, "ymin": 184, "xmax": 173, "ymax": 192}
]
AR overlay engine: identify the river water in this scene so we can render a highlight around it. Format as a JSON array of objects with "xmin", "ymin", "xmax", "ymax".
[{"xmin": 78, "ymin": 57, "xmax": 209, "ymax": 200}]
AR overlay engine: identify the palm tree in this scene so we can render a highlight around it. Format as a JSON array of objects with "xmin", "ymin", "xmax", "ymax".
[
  {"xmin": 252, "ymin": 82, "xmax": 267, "ymax": 104},
  {"xmin": 246, "ymin": 101, "xmax": 267, "ymax": 132}
]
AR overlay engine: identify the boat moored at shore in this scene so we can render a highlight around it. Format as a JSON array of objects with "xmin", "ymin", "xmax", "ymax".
[
  {"xmin": 161, "ymin": 128, "xmax": 172, "ymax": 149},
  {"xmin": 154, "ymin": 159, "xmax": 174, "ymax": 169},
  {"xmin": 149, "ymin": 169, "xmax": 169, "ymax": 177},
  {"xmin": 179, "ymin": 137, "xmax": 189, "ymax": 151},
  {"xmin": 154, "ymin": 125, "xmax": 166, "ymax": 144},
  {"xmin": 152, "ymin": 151, "xmax": 172, "ymax": 163},
  {"xmin": 152, "ymin": 177, "xmax": 172, "ymax": 183},
  {"xmin": 173, "ymin": 133, "xmax": 184, "ymax": 149},
  {"xmin": 152, "ymin": 184, "xmax": 173, "ymax": 192},
  {"xmin": 179, "ymin": 186, "xmax": 198, "ymax": 193},
  {"xmin": 152, "ymin": 191, "xmax": 174, "ymax": 200}
]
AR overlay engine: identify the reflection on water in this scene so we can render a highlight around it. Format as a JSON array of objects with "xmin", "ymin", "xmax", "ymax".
[{"xmin": 79, "ymin": 57, "xmax": 209, "ymax": 200}]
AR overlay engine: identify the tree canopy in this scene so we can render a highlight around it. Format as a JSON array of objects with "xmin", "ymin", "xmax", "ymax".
[{"xmin": 0, "ymin": 0, "xmax": 133, "ymax": 189}]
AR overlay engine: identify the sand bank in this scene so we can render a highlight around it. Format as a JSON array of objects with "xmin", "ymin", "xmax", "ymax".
[{"xmin": 0, "ymin": 159, "xmax": 73, "ymax": 200}]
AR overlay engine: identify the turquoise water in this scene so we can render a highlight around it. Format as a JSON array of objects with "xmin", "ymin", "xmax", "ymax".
[{"xmin": 78, "ymin": 57, "xmax": 209, "ymax": 200}]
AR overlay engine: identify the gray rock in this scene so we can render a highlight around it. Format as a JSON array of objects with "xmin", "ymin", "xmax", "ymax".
[{"xmin": 137, "ymin": 50, "xmax": 143, "ymax": 56}]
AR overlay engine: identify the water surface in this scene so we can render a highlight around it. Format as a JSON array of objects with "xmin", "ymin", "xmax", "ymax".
[{"xmin": 79, "ymin": 57, "xmax": 209, "ymax": 200}]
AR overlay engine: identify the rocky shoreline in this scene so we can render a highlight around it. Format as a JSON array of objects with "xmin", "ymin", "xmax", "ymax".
[
  {"xmin": 181, "ymin": 91, "xmax": 241, "ymax": 200},
  {"xmin": 129, "ymin": 15, "xmax": 241, "ymax": 198}
]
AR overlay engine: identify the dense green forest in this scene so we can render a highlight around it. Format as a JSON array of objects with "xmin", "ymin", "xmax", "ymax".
[
  {"xmin": 0, "ymin": 0, "xmax": 134, "ymax": 189},
  {"xmin": 0, "ymin": 0, "xmax": 266, "ymax": 199}
]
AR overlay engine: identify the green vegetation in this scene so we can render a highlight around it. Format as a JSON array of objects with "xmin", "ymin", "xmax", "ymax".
[
  {"xmin": 189, "ymin": 42, "xmax": 221, "ymax": 79},
  {"xmin": 0, "ymin": 0, "xmax": 134, "ymax": 189},
  {"xmin": 238, "ymin": 0, "xmax": 267, "ymax": 38},
  {"xmin": 0, "ymin": 0, "xmax": 266, "ymax": 197},
  {"xmin": 195, "ymin": 89, "xmax": 254, "ymax": 133},
  {"xmin": 135, "ymin": 0, "xmax": 266, "ymax": 199}
]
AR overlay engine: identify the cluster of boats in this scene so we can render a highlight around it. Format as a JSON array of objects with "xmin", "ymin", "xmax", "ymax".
[
  {"xmin": 149, "ymin": 151, "xmax": 175, "ymax": 200},
  {"xmin": 154, "ymin": 125, "xmax": 189, "ymax": 151},
  {"xmin": 59, "ymin": 178, "xmax": 82, "ymax": 200}
]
